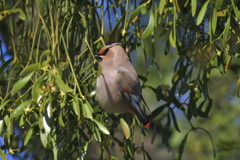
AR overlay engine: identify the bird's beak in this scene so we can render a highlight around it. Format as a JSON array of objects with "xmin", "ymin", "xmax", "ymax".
[{"xmin": 94, "ymin": 54, "xmax": 102, "ymax": 60}]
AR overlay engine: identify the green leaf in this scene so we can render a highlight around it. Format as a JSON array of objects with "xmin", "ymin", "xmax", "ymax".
[
  {"xmin": 11, "ymin": 100, "xmax": 31, "ymax": 118},
  {"xmin": 50, "ymin": 71, "xmax": 72, "ymax": 92},
  {"xmin": 12, "ymin": 72, "xmax": 34, "ymax": 94},
  {"xmin": 172, "ymin": 66, "xmax": 187, "ymax": 84},
  {"xmin": 0, "ymin": 120, "xmax": 3, "ymax": 135},
  {"xmin": 195, "ymin": 127, "xmax": 216, "ymax": 158},
  {"xmin": 120, "ymin": 118, "xmax": 130, "ymax": 139},
  {"xmin": 222, "ymin": 15, "xmax": 230, "ymax": 40},
  {"xmin": 141, "ymin": 10, "xmax": 154, "ymax": 40},
  {"xmin": 169, "ymin": 27, "xmax": 176, "ymax": 48},
  {"xmin": 21, "ymin": 63, "xmax": 40, "ymax": 76},
  {"xmin": 159, "ymin": 0, "xmax": 167, "ymax": 15},
  {"xmin": 24, "ymin": 127, "xmax": 33, "ymax": 145},
  {"xmin": 211, "ymin": 7, "xmax": 217, "ymax": 35},
  {"xmin": 58, "ymin": 110, "xmax": 65, "ymax": 127},
  {"xmin": 32, "ymin": 74, "xmax": 46, "ymax": 102},
  {"xmin": 40, "ymin": 50, "xmax": 51, "ymax": 62},
  {"xmin": 170, "ymin": 109, "xmax": 181, "ymax": 132},
  {"xmin": 0, "ymin": 99, "xmax": 13, "ymax": 111},
  {"xmin": 5, "ymin": 8, "xmax": 26, "ymax": 20},
  {"xmin": 4, "ymin": 115, "xmax": 12, "ymax": 139},
  {"xmin": 0, "ymin": 58, "xmax": 13, "ymax": 74},
  {"xmin": 196, "ymin": 0, "xmax": 210, "ymax": 25},
  {"xmin": 0, "ymin": 149, "xmax": 7, "ymax": 160},
  {"xmin": 82, "ymin": 100, "xmax": 93, "ymax": 119},
  {"xmin": 109, "ymin": 13, "xmax": 126, "ymax": 41},
  {"xmin": 126, "ymin": 139, "xmax": 134, "ymax": 158},
  {"xmin": 40, "ymin": 0, "xmax": 47, "ymax": 14},
  {"xmin": 19, "ymin": 114, "xmax": 24, "ymax": 127},
  {"xmin": 151, "ymin": 104, "xmax": 167, "ymax": 119},
  {"xmin": 129, "ymin": 1, "xmax": 148, "ymax": 22},
  {"xmin": 191, "ymin": 0, "xmax": 197, "ymax": 16},
  {"xmin": 178, "ymin": 131, "xmax": 189, "ymax": 160},
  {"xmin": 40, "ymin": 129, "xmax": 48, "ymax": 148},
  {"xmin": 72, "ymin": 99, "xmax": 80, "ymax": 120},
  {"xmin": 91, "ymin": 119, "xmax": 110, "ymax": 135}
]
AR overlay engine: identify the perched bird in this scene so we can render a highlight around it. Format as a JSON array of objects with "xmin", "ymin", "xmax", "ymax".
[{"xmin": 95, "ymin": 43, "xmax": 150, "ymax": 128}]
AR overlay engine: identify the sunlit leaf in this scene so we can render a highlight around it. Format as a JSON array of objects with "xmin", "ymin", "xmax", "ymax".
[
  {"xmin": 50, "ymin": 71, "xmax": 72, "ymax": 92},
  {"xmin": 91, "ymin": 119, "xmax": 110, "ymax": 135},
  {"xmin": 40, "ymin": 50, "xmax": 51, "ymax": 62},
  {"xmin": 159, "ymin": 0, "xmax": 167, "ymax": 15},
  {"xmin": 40, "ymin": 129, "xmax": 48, "ymax": 148},
  {"xmin": 0, "ymin": 120, "xmax": 3, "ymax": 135},
  {"xmin": 191, "ymin": 0, "xmax": 197, "ymax": 16},
  {"xmin": 12, "ymin": 72, "xmax": 34, "ymax": 94},
  {"xmin": 11, "ymin": 100, "xmax": 31, "ymax": 118},
  {"xmin": 82, "ymin": 100, "xmax": 93, "ymax": 119},
  {"xmin": 21, "ymin": 63, "xmax": 40, "ymax": 76},
  {"xmin": 197, "ymin": 0, "xmax": 210, "ymax": 25},
  {"xmin": 24, "ymin": 127, "xmax": 33, "ymax": 145},
  {"xmin": 211, "ymin": 7, "xmax": 217, "ymax": 35},
  {"xmin": 32, "ymin": 74, "xmax": 46, "ymax": 102},
  {"xmin": 120, "ymin": 118, "xmax": 130, "ymax": 139},
  {"xmin": 0, "ymin": 149, "xmax": 7, "ymax": 160}
]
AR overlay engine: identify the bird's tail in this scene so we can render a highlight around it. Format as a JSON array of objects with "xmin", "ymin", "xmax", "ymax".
[{"xmin": 134, "ymin": 107, "xmax": 150, "ymax": 128}]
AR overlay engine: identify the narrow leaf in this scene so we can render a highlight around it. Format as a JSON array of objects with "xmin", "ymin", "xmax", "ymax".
[
  {"xmin": 72, "ymin": 99, "xmax": 80, "ymax": 120},
  {"xmin": 129, "ymin": 2, "xmax": 148, "ymax": 22},
  {"xmin": 40, "ymin": 129, "xmax": 48, "ymax": 148},
  {"xmin": 21, "ymin": 63, "xmax": 40, "ymax": 76},
  {"xmin": 197, "ymin": 0, "xmax": 210, "ymax": 25},
  {"xmin": 24, "ymin": 127, "xmax": 33, "ymax": 145},
  {"xmin": 12, "ymin": 72, "xmax": 34, "ymax": 94},
  {"xmin": 141, "ymin": 10, "xmax": 154, "ymax": 39},
  {"xmin": 0, "ymin": 149, "xmax": 7, "ymax": 160},
  {"xmin": 170, "ymin": 109, "xmax": 181, "ymax": 132},
  {"xmin": 0, "ymin": 99, "xmax": 13, "ymax": 110},
  {"xmin": 5, "ymin": 8, "xmax": 26, "ymax": 20},
  {"xmin": 191, "ymin": 0, "xmax": 197, "ymax": 16},
  {"xmin": 82, "ymin": 100, "xmax": 93, "ymax": 119},
  {"xmin": 91, "ymin": 119, "xmax": 110, "ymax": 135},
  {"xmin": 50, "ymin": 71, "xmax": 72, "ymax": 92},
  {"xmin": 0, "ymin": 58, "xmax": 13, "ymax": 73},
  {"xmin": 178, "ymin": 132, "xmax": 189, "ymax": 160},
  {"xmin": 211, "ymin": 7, "xmax": 217, "ymax": 35},
  {"xmin": 159, "ymin": 0, "xmax": 167, "ymax": 15},
  {"xmin": 11, "ymin": 100, "xmax": 31, "ymax": 118},
  {"xmin": 120, "ymin": 118, "xmax": 130, "ymax": 139}
]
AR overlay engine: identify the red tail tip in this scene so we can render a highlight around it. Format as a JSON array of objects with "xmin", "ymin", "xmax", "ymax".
[{"xmin": 144, "ymin": 119, "xmax": 151, "ymax": 128}]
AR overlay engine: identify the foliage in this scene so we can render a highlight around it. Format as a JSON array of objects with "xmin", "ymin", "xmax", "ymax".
[{"xmin": 0, "ymin": 0, "xmax": 239, "ymax": 159}]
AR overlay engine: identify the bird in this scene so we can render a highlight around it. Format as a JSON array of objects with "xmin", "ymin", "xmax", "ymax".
[{"xmin": 95, "ymin": 43, "xmax": 150, "ymax": 128}]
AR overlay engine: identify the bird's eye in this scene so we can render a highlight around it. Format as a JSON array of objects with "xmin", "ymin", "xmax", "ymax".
[{"xmin": 102, "ymin": 48, "xmax": 109, "ymax": 56}]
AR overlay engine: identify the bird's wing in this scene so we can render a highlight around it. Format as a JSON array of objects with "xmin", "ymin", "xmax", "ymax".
[{"xmin": 116, "ymin": 66, "xmax": 150, "ymax": 127}]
